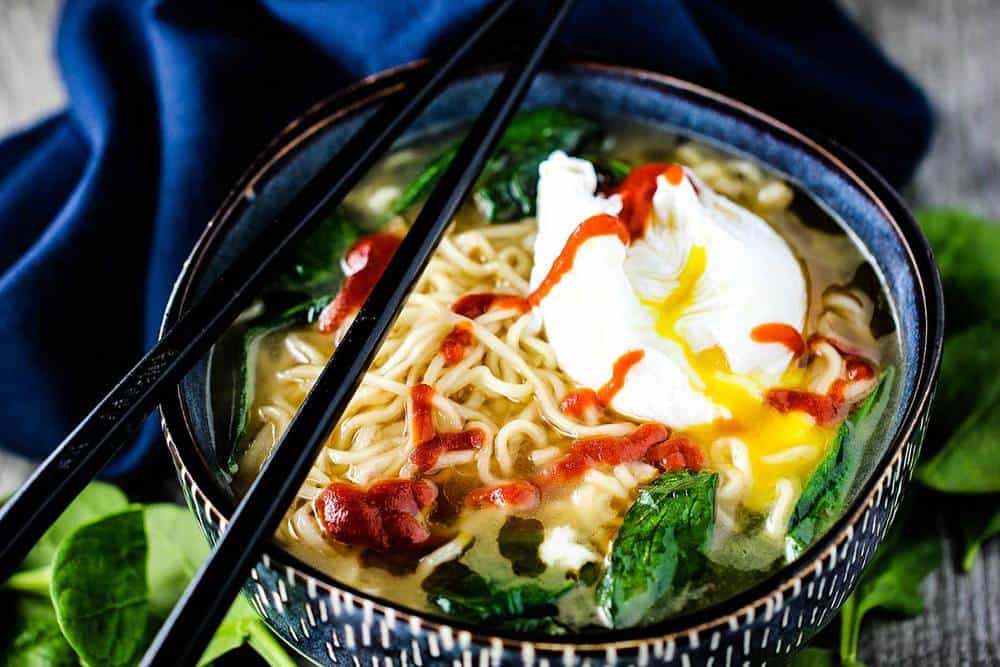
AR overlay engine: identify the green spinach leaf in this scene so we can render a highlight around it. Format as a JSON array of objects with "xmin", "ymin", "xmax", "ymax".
[
  {"xmin": 390, "ymin": 108, "xmax": 602, "ymax": 222},
  {"xmin": 422, "ymin": 561, "xmax": 571, "ymax": 622},
  {"xmin": 17, "ymin": 483, "xmax": 128, "ymax": 573},
  {"xmin": 961, "ymin": 503, "xmax": 1000, "ymax": 572},
  {"xmin": 596, "ymin": 470, "xmax": 717, "ymax": 629},
  {"xmin": 923, "ymin": 321, "xmax": 998, "ymax": 447},
  {"xmin": 917, "ymin": 209, "xmax": 1000, "ymax": 335},
  {"xmin": 917, "ymin": 324, "xmax": 1000, "ymax": 493},
  {"xmin": 144, "ymin": 504, "xmax": 210, "ymax": 620},
  {"xmin": 388, "ymin": 148, "xmax": 456, "ymax": 218},
  {"xmin": 0, "ymin": 595, "xmax": 80, "ymax": 667},
  {"xmin": 838, "ymin": 523, "xmax": 942, "ymax": 666},
  {"xmin": 231, "ymin": 291, "xmax": 333, "ymax": 447},
  {"xmin": 498, "ymin": 517, "xmax": 545, "ymax": 577},
  {"xmin": 786, "ymin": 369, "xmax": 893, "ymax": 559},
  {"xmin": 271, "ymin": 211, "xmax": 360, "ymax": 291},
  {"xmin": 5, "ymin": 567, "xmax": 52, "ymax": 598},
  {"xmin": 50, "ymin": 509, "xmax": 149, "ymax": 667},
  {"xmin": 787, "ymin": 647, "xmax": 839, "ymax": 667},
  {"xmin": 198, "ymin": 595, "xmax": 297, "ymax": 667}
]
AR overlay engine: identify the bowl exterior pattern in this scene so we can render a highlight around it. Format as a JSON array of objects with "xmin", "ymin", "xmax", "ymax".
[
  {"xmin": 165, "ymin": 410, "xmax": 928, "ymax": 667},
  {"xmin": 159, "ymin": 63, "xmax": 943, "ymax": 667}
]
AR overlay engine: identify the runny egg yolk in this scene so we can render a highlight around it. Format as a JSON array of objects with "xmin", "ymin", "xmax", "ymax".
[{"xmin": 645, "ymin": 246, "xmax": 834, "ymax": 510}]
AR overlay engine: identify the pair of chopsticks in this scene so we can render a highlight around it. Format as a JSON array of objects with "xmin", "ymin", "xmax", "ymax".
[{"xmin": 0, "ymin": 0, "xmax": 577, "ymax": 664}]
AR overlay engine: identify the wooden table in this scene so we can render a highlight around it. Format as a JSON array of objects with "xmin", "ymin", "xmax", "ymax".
[{"xmin": 1, "ymin": 1, "xmax": 997, "ymax": 664}]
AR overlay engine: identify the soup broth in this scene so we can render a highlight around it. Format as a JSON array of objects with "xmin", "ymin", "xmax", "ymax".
[{"xmin": 217, "ymin": 111, "xmax": 898, "ymax": 633}]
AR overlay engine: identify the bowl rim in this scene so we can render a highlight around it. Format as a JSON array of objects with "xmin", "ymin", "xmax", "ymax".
[{"xmin": 159, "ymin": 59, "xmax": 945, "ymax": 650}]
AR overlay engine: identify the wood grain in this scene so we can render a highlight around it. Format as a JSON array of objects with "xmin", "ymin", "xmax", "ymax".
[{"xmin": 0, "ymin": 1, "xmax": 996, "ymax": 664}]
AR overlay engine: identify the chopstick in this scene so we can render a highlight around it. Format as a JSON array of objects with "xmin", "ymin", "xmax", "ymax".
[
  {"xmin": 0, "ymin": 0, "xmax": 519, "ymax": 580},
  {"xmin": 138, "ymin": 1, "xmax": 577, "ymax": 664}
]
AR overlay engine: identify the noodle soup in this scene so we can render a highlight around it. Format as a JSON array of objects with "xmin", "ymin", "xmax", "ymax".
[{"xmin": 216, "ymin": 110, "xmax": 898, "ymax": 633}]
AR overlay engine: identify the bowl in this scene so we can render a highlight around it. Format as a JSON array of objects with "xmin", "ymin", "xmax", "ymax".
[{"xmin": 159, "ymin": 61, "xmax": 944, "ymax": 666}]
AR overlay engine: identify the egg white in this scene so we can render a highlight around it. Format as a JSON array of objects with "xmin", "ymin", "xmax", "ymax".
[{"xmin": 530, "ymin": 152, "xmax": 806, "ymax": 429}]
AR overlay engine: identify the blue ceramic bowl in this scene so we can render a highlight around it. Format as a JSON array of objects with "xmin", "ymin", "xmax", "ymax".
[{"xmin": 160, "ymin": 62, "xmax": 944, "ymax": 666}]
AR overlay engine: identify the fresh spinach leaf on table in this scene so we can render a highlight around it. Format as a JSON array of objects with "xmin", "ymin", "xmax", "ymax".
[
  {"xmin": 50, "ymin": 508, "xmax": 149, "ymax": 667},
  {"xmin": 143, "ymin": 504, "xmax": 210, "ymax": 620},
  {"xmin": 596, "ymin": 470, "xmax": 717, "ymax": 629},
  {"xmin": 838, "ymin": 520, "xmax": 942, "ymax": 667},
  {"xmin": 787, "ymin": 647, "xmax": 839, "ymax": 667},
  {"xmin": 961, "ymin": 503, "xmax": 1000, "ymax": 572},
  {"xmin": 18, "ymin": 482, "xmax": 128, "ymax": 573},
  {"xmin": 917, "ymin": 209, "xmax": 1000, "ymax": 335},
  {"xmin": 916, "ymin": 323, "xmax": 1000, "ymax": 493},
  {"xmin": 786, "ymin": 370, "xmax": 893, "ymax": 559},
  {"xmin": 2, "ymin": 483, "xmax": 297, "ymax": 667},
  {"xmin": 0, "ymin": 595, "xmax": 80, "ymax": 667},
  {"xmin": 197, "ymin": 596, "xmax": 297, "ymax": 667}
]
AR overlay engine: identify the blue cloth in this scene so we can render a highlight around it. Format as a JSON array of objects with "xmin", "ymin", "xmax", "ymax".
[{"xmin": 0, "ymin": 0, "xmax": 933, "ymax": 476}]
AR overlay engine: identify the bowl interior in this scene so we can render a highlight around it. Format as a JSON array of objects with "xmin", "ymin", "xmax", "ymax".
[{"xmin": 166, "ymin": 64, "xmax": 928, "ymax": 625}]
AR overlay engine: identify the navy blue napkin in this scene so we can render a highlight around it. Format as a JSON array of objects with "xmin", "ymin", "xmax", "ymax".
[{"xmin": 0, "ymin": 0, "xmax": 932, "ymax": 476}]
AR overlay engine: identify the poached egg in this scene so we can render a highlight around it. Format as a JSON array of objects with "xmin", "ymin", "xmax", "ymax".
[{"xmin": 531, "ymin": 152, "xmax": 825, "ymax": 509}]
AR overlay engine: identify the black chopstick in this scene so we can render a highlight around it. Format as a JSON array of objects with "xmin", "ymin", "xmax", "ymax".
[
  {"xmin": 138, "ymin": 1, "xmax": 577, "ymax": 664},
  {"xmin": 0, "ymin": 0, "xmax": 520, "ymax": 581}
]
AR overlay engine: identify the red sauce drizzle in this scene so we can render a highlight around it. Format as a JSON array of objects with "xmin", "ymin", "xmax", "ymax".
[
  {"xmin": 751, "ymin": 323, "xmax": 805, "ymax": 356},
  {"xmin": 411, "ymin": 429, "xmax": 486, "ymax": 473},
  {"xmin": 408, "ymin": 383, "xmax": 485, "ymax": 473},
  {"xmin": 318, "ymin": 233, "xmax": 402, "ymax": 333},
  {"xmin": 441, "ymin": 322, "xmax": 474, "ymax": 365},
  {"xmin": 766, "ymin": 380, "xmax": 848, "ymax": 425},
  {"xmin": 558, "ymin": 390, "xmax": 602, "ymax": 421},
  {"xmin": 644, "ymin": 437, "xmax": 706, "ymax": 472},
  {"xmin": 409, "ymin": 384, "xmax": 436, "ymax": 446},
  {"xmin": 466, "ymin": 481, "xmax": 540, "ymax": 511},
  {"xmin": 612, "ymin": 163, "xmax": 684, "ymax": 238},
  {"xmin": 451, "ymin": 293, "xmax": 529, "ymax": 320},
  {"xmin": 845, "ymin": 356, "xmax": 875, "ymax": 381},
  {"xmin": 533, "ymin": 423, "xmax": 671, "ymax": 490},
  {"xmin": 314, "ymin": 479, "xmax": 437, "ymax": 551},
  {"xmin": 561, "ymin": 350, "xmax": 645, "ymax": 419},
  {"xmin": 528, "ymin": 214, "xmax": 629, "ymax": 307}
]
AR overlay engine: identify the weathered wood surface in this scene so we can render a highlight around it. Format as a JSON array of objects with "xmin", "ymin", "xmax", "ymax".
[{"xmin": 0, "ymin": 0, "xmax": 997, "ymax": 664}]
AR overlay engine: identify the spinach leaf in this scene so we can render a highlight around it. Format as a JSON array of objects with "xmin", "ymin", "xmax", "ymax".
[
  {"xmin": 596, "ymin": 470, "xmax": 717, "ymax": 629},
  {"xmin": 588, "ymin": 156, "xmax": 632, "ymax": 191},
  {"xmin": 838, "ymin": 522, "xmax": 942, "ymax": 666},
  {"xmin": 422, "ymin": 561, "xmax": 571, "ymax": 622},
  {"xmin": 198, "ymin": 596, "xmax": 297, "ymax": 667},
  {"xmin": 390, "ymin": 108, "xmax": 602, "ymax": 222},
  {"xmin": 917, "ymin": 324, "xmax": 1000, "ymax": 493},
  {"xmin": 0, "ymin": 595, "xmax": 80, "ymax": 667},
  {"xmin": 961, "ymin": 503, "xmax": 1000, "ymax": 572},
  {"xmin": 144, "ymin": 504, "xmax": 210, "ymax": 620},
  {"xmin": 917, "ymin": 209, "xmax": 1000, "ymax": 335},
  {"xmin": 5, "ymin": 567, "xmax": 52, "ymax": 597},
  {"xmin": 494, "ymin": 617, "xmax": 566, "ymax": 634},
  {"xmin": 923, "ymin": 321, "xmax": 1000, "ymax": 449},
  {"xmin": 231, "ymin": 292, "xmax": 333, "ymax": 447},
  {"xmin": 50, "ymin": 509, "xmax": 149, "ymax": 667},
  {"xmin": 17, "ymin": 483, "xmax": 128, "ymax": 573},
  {"xmin": 271, "ymin": 211, "xmax": 360, "ymax": 291},
  {"xmin": 388, "ymin": 148, "xmax": 456, "ymax": 218},
  {"xmin": 787, "ymin": 647, "xmax": 839, "ymax": 667},
  {"xmin": 498, "ymin": 517, "xmax": 545, "ymax": 577},
  {"xmin": 786, "ymin": 369, "xmax": 893, "ymax": 559}
]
